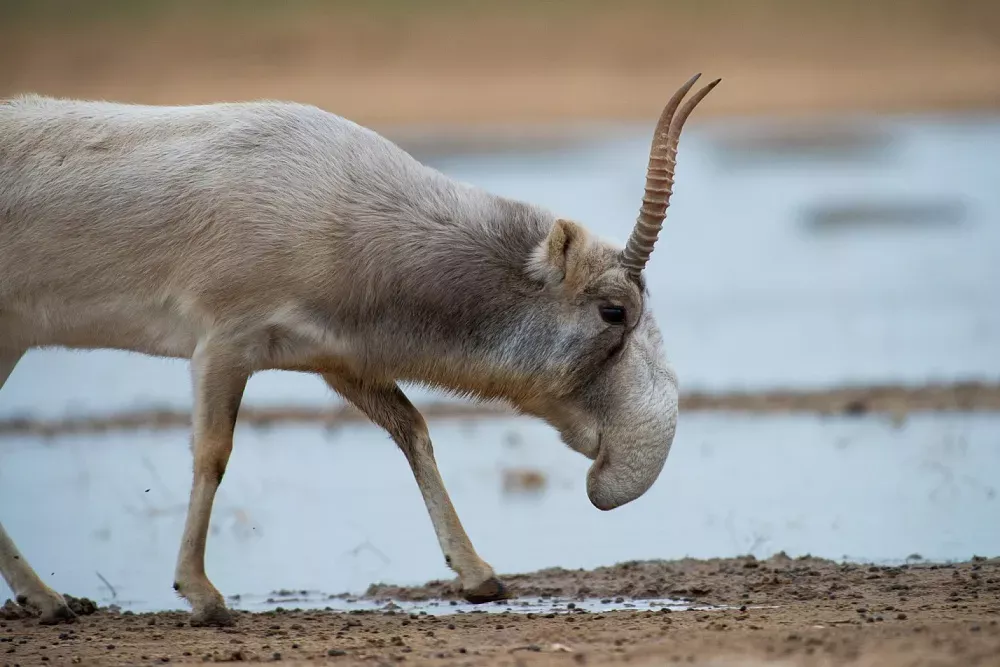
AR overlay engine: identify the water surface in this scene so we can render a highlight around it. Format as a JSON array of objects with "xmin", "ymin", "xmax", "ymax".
[{"xmin": 1, "ymin": 411, "xmax": 995, "ymax": 612}]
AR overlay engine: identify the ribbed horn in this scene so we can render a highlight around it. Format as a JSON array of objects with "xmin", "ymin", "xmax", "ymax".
[{"xmin": 621, "ymin": 74, "xmax": 721, "ymax": 277}]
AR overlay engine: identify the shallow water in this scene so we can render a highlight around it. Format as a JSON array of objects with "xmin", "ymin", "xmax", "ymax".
[
  {"xmin": 1, "ymin": 411, "xmax": 996, "ymax": 613},
  {"xmin": 226, "ymin": 592, "xmax": 703, "ymax": 616},
  {"xmin": 3, "ymin": 114, "xmax": 999, "ymax": 420}
]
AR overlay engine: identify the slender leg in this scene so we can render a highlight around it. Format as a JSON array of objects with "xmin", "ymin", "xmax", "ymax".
[
  {"xmin": 0, "ymin": 350, "xmax": 76, "ymax": 624},
  {"xmin": 323, "ymin": 372, "xmax": 507, "ymax": 602},
  {"xmin": 172, "ymin": 339, "xmax": 249, "ymax": 626},
  {"xmin": 0, "ymin": 522, "xmax": 76, "ymax": 624}
]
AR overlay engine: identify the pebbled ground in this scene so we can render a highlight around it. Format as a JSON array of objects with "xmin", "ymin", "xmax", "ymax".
[{"xmin": 3, "ymin": 555, "xmax": 998, "ymax": 666}]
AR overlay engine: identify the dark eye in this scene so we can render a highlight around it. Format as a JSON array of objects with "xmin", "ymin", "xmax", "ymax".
[{"xmin": 599, "ymin": 305, "xmax": 626, "ymax": 325}]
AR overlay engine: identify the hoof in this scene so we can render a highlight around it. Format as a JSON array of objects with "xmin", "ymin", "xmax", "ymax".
[
  {"xmin": 38, "ymin": 604, "xmax": 77, "ymax": 626},
  {"xmin": 190, "ymin": 604, "xmax": 236, "ymax": 627},
  {"xmin": 462, "ymin": 577, "xmax": 509, "ymax": 604}
]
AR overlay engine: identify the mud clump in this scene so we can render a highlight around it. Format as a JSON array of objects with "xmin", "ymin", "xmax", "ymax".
[
  {"xmin": 0, "ymin": 599, "xmax": 33, "ymax": 620},
  {"xmin": 0, "ymin": 594, "xmax": 97, "ymax": 621},
  {"xmin": 63, "ymin": 594, "xmax": 98, "ymax": 616}
]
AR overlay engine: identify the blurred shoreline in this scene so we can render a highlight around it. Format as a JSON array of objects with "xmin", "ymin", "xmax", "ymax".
[
  {"xmin": 3, "ymin": 1, "xmax": 999, "ymax": 128},
  {"xmin": 3, "ymin": 381, "xmax": 998, "ymax": 439}
]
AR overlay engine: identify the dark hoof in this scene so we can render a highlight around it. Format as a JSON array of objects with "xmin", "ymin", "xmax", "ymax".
[
  {"xmin": 462, "ymin": 577, "xmax": 509, "ymax": 604},
  {"xmin": 38, "ymin": 604, "xmax": 77, "ymax": 625},
  {"xmin": 190, "ymin": 604, "xmax": 236, "ymax": 627}
]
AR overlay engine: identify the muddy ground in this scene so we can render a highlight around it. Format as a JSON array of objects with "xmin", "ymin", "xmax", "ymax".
[{"xmin": 3, "ymin": 555, "xmax": 998, "ymax": 666}]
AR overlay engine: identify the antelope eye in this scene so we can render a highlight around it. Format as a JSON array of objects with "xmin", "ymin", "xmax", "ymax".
[{"xmin": 599, "ymin": 305, "xmax": 626, "ymax": 325}]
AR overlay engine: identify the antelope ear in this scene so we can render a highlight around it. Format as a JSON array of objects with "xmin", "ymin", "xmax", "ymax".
[{"xmin": 527, "ymin": 218, "xmax": 588, "ymax": 285}]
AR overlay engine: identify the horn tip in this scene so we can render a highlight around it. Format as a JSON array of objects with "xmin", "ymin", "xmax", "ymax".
[{"xmin": 699, "ymin": 78, "xmax": 723, "ymax": 97}]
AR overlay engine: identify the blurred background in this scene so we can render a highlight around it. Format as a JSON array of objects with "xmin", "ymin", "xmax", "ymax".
[{"xmin": 1, "ymin": 0, "xmax": 998, "ymax": 612}]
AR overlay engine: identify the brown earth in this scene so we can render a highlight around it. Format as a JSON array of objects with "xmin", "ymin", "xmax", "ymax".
[
  {"xmin": 2, "ymin": 1, "xmax": 999, "ymax": 128},
  {"xmin": 3, "ymin": 555, "xmax": 999, "ymax": 666},
  {"xmin": 2, "ymin": 381, "xmax": 997, "ymax": 439}
]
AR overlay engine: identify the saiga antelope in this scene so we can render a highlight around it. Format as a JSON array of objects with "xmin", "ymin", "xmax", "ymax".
[{"xmin": 0, "ymin": 74, "xmax": 719, "ymax": 625}]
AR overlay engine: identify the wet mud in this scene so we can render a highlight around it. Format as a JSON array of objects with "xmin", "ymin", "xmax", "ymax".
[{"xmin": 3, "ymin": 555, "xmax": 998, "ymax": 666}]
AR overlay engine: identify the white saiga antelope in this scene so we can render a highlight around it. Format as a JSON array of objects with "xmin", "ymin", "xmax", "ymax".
[{"xmin": 0, "ymin": 74, "xmax": 719, "ymax": 625}]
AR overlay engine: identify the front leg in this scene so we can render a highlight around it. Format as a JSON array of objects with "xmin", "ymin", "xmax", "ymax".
[
  {"xmin": 323, "ymin": 373, "xmax": 507, "ymax": 603},
  {"xmin": 173, "ymin": 337, "xmax": 250, "ymax": 626}
]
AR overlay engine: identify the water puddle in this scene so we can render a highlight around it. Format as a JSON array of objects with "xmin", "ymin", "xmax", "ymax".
[{"xmin": 222, "ymin": 592, "xmax": 706, "ymax": 617}]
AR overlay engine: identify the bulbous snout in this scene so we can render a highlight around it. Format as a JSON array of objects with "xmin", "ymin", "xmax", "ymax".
[
  {"xmin": 584, "ymin": 383, "xmax": 678, "ymax": 511},
  {"xmin": 542, "ymin": 308, "xmax": 679, "ymax": 511},
  {"xmin": 585, "ymin": 426, "xmax": 674, "ymax": 510}
]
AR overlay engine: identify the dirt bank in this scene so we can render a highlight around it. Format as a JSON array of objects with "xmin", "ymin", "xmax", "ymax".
[
  {"xmin": 2, "ymin": 381, "xmax": 997, "ymax": 439},
  {"xmin": 4, "ymin": 555, "xmax": 998, "ymax": 666},
  {"xmin": 3, "ymin": 1, "xmax": 999, "ymax": 127}
]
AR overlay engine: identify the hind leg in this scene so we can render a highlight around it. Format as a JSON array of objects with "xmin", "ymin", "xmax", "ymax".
[
  {"xmin": 0, "ymin": 350, "xmax": 76, "ymax": 624},
  {"xmin": 0, "ymin": 522, "xmax": 76, "ymax": 624}
]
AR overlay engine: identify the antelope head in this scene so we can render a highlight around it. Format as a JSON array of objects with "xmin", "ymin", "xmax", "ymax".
[{"xmin": 522, "ymin": 73, "xmax": 720, "ymax": 511}]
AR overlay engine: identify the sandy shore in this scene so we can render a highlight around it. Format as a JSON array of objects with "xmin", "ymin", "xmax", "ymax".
[{"xmin": 3, "ymin": 555, "xmax": 998, "ymax": 666}]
